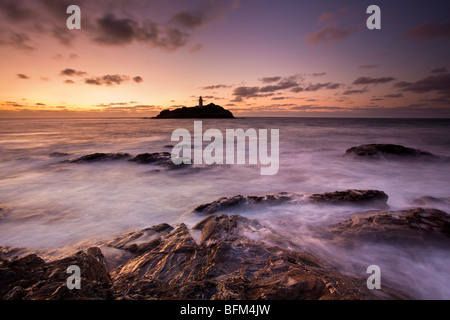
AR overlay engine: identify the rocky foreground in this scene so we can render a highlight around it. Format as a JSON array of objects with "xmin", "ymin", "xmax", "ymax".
[{"xmin": 1, "ymin": 189, "xmax": 449, "ymax": 300}]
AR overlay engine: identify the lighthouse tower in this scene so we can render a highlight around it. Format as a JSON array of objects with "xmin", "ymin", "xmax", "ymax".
[{"xmin": 199, "ymin": 96, "xmax": 203, "ymax": 108}]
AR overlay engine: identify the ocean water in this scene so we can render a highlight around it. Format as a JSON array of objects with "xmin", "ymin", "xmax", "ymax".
[{"xmin": 0, "ymin": 117, "xmax": 449, "ymax": 299}]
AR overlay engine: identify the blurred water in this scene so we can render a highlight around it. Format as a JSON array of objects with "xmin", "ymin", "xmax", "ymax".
[{"xmin": 0, "ymin": 117, "xmax": 449, "ymax": 298}]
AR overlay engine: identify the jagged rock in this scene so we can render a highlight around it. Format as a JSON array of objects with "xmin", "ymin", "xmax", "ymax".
[
  {"xmin": 1, "ymin": 214, "xmax": 409, "ymax": 300},
  {"xmin": 65, "ymin": 153, "xmax": 131, "ymax": 163},
  {"xmin": 128, "ymin": 152, "xmax": 187, "ymax": 169},
  {"xmin": 194, "ymin": 192, "xmax": 296, "ymax": 214},
  {"xmin": 326, "ymin": 208, "xmax": 450, "ymax": 248},
  {"xmin": 0, "ymin": 248, "xmax": 112, "ymax": 300},
  {"xmin": 153, "ymin": 103, "xmax": 235, "ymax": 119},
  {"xmin": 194, "ymin": 190, "xmax": 388, "ymax": 214},
  {"xmin": 345, "ymin": 144, "xmax": 435, "ymax": 159},
  {"xmin": 309, "ymin": 189, "xmax": 388, "ymax": 207},
  {"xmin": 108, "ymin": 214, "xmax": 381, "ymax": 300}
]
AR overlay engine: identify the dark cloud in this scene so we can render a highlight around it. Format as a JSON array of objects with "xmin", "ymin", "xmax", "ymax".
[
  {"xmin": 7, "ymin": 32, "xmax": 34, "ymax": 51},
  {"xmin": 232, "ymin": 86, "xmax": 261, "ymax": 101},
  {"xmin": 404, "ymin": 22, "xmax": 450, "ymax": 40},
  {"xmin": 202, "ymin": 84, "xmax": 232, "ymax": 90},
  {"xmin": 353, "ymin": 76, "xmax": 396, "ymax": 85},
  {"xmin": 0, "ymin": 0, "xmax": 34, "ymax": 21},
  {"xmin": 430, "ymin": 67, "xmax": 447, "ymax": 74},
  {"xmin": 271, "ymin": 97, "xmax": 288, "ymax": 100},
  {"xmin": 260, "ymin": 80, "xmax": 299, "ymax": 93},
  {"xmin": 259, "ymin": 76, "xmax": 282, "ymax": 84},
  {"xmin": 290, "ymin": 87, "xmax": 304, "ymax": 93},
  {"xmin": 85, "ymin": 74, "xmax": 130, "ymax": 86},
  {"xmin": 64, "ymin": 79, "xmax": 75, "ymax": 84},
  {"xmin": 94, "ymin": 14, "xmax": 189, "ymax": 50},
  {"xmin": 384, "ymin": 93, "xmax": 404, "ymax": 98},
  {"xmin": 170, "ymin": 11, "xmax": 205, "ymax": 29},
  {"xmin": 17, "ymin": 73, "xmax": 29, "ymax": 79},
  {"xmin": 312, "ymin": 72, "xmax": 326, "ymax": 77},
  {"xmin": 394, "ymin": 73, "xmax": 450, "ymax": 97},
  {"xmin": 60, "ymin": 68, "xmax": 87, "ymax": 77},
  {"xmin": 305, "ymin": 82, "xmax": 342, "ymax": 91},
  {"xmin": 306, "ymin": 25, "xmax": 355, "ymax": 44},
  {"xmin": 133, "ymin": 76, "xmax": 143, "ymax": 83},
  {"xmin": 343, "ymin": 89, "xmax": 368, "ymax": 95}
]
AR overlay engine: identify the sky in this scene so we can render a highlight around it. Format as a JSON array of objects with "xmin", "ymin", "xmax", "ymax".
[{"xmin": 0, "ymin": 0, "xmax": 449, "ymax": 118}]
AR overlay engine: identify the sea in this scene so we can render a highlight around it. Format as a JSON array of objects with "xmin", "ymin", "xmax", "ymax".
[{"xmin": 0, "ymin": 117, "xmax": 449, "ymax": 299}]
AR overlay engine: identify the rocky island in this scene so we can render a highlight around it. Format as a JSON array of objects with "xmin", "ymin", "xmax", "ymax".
[{"xmin": 153, "ymin": 97, "xmax": 235, "ymax": 119}]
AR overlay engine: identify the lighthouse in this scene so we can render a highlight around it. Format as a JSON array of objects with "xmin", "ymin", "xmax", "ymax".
[{"xmin": 199, "ymin": 96, "xmax": 203, "ymax": 108}]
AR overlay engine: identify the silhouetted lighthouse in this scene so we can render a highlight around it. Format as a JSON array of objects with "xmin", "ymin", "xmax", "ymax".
[{"xmin": 199, "ymin": 96, "xmax": 203, "ymax": 107}]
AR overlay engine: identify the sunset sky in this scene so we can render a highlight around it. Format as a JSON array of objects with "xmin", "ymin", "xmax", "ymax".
[{"xmin": 0, "ymin": 0, "xmax": 449, "ymax": 117}]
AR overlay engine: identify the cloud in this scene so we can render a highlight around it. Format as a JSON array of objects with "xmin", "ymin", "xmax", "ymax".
[
  {"xmin": 404, "ymin": 22, "xmax": 450, "ymax": 40},
  {"xmin": 85, "ymin": 74, "xmax": 130, "ymax": 86},
  {"xmin": 394, "ymin": 73, "xmax": 450, "ymax": 97},
  {"xmin": 343, "ymin": 89, "xmax": 368, "ymax": 95},
  {"xmin": 133, "ymin": 76, "xmax": 143, "ymax": 83},
  {"xmin": 232, "ymin": 86, "xmax": 260, "ymax": 101},
  {"xmin": 430, "ymin": 67, "xmax": 448, "ymax": 74},
  {"xmin": 384, "ymin": 93, "xmax": 404, "ymax": 98},
  {"xmin": 60, "ymin": 68, "xmax": 87, "ymax": 77},
  {"xmin": 17, "ymin": 73, "xmax": 29, "ymax": 79},
  {"xmin": 305, "ymin": 82, "xmax": 342, "ymax": 91},
  {"xmin": 260, "ymin": 80, "xmax": 299, "ymax": 93},
  {"xmin": 170, "ymin": 11, "xmax": 205, "ymax": 29},
  {"xmin": 259, "ymin": 76, "xmax": 282, "ymax": 84},
  {"xmin": 94, "ymin": 14, "xmax": 189, "ymax": 50},
  {"xmin": 312, "ymin": 72, "xmax": 326, "ymax": 77},
  {"xmin": 352, "ymin": 76, "xmax": 396, "ymax": 85},
  {"xmin": 64, "ymin": 79, "xmax": 75, "ymax": 84},
  {"xmin": 201, "ymin": 84, "xmax": 232, "ymax": 90},
  {"xmin": 6, "ymin": 32, "xmax": 34, "ymax": 51},
  {"xmin": 306, "ymin": 25, "xmax": 355, "ymax": 44}
]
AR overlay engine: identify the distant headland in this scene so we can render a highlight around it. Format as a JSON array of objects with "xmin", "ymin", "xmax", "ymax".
[{"xmin": 153, "ymin": 97, "xmax": 235, "ymax": 119}]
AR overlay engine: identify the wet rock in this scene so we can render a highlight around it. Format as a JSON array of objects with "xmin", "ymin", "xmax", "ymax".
[
  {"xmin": 345, "ymin": 144, "xmax": 435, "ymax": 159},
  {"xmin": 194, "ymin": 192, "xmax": 298, "ymax": 214},
  {"xmin": 194, "ymin": 190, "xmax": 388, "ymax": 215},
  {"xmin": 108, "ymin": 214, "xmax": 382, "ymax": 300},
  {"xmin": 129, "ymin": 152, "xmax": 188, "ymax": 170},
  {"xmin": 0, "ymin": 248, "xmax": 112, "ymax": 300},
  {"xmin": 327, "ymin": 208, "xmax": 450, "ymax": 248},
  {"xmin": 66, "ymin": 153, "xmax": 131, "ymax": 163},
  {"xmin": 309, "ymin": 189, "xmax": 388, "ymax": 207}
]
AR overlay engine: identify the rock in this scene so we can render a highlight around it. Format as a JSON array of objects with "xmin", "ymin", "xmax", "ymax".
[
  {"xmin": 0, "ymin": 248, "xmax": 112, "ymax": 300},
  {"xmin": 49, "ymin": 152, "xmax": 71, "ymax": 158},
  {"xmin": 345, "ymin": 144, "xmax": 435, "ymax": 159},
  {"xmin": 309, "ymin": 189, "xmax": 389, "ymax": 207},
  {"xmin": 326, "ymin": 208, "xmax": 450, "ymax": 248},
  {"xmin": 194, "ymin": 190, "xmax": 388, "ymax": 215},
  {"xmin": 66, "ymin": 153, "xmax": 131, "ymax": 163},
  {"xmin": 108, "ymin": 214, "xmax": 381, "ymax": 300},
  {"xmin": 194, "ymin": 192, "xmax": 296, "ymax": 214},
  {"xmin": 153, "ymin": 103, "xmax": 235, "ymax": 119},
  {"xmin": 128, "ymin": 152, "xmax": 187, "ymax": 170}
]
